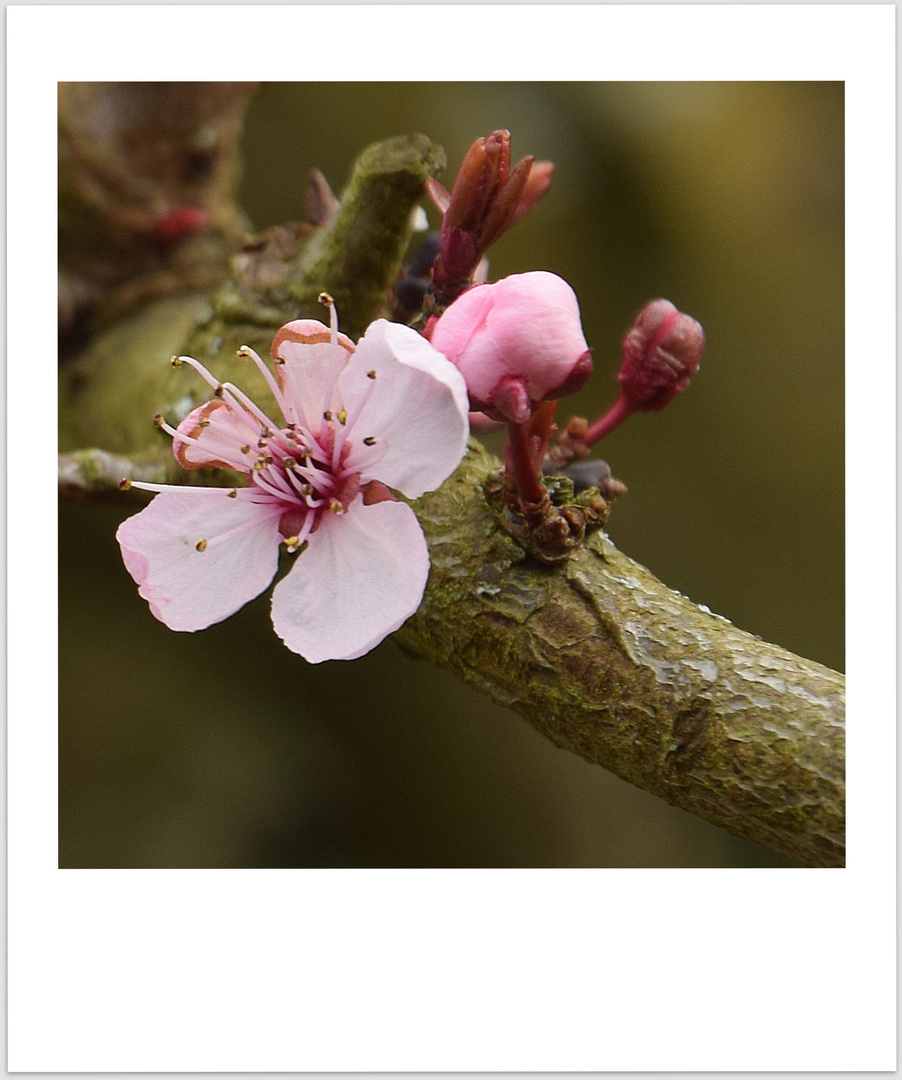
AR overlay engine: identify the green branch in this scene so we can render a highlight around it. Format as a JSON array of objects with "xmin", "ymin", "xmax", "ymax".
[{"xmin": 396, "ymin": 442, "xmax": 845, "ymax": 867}]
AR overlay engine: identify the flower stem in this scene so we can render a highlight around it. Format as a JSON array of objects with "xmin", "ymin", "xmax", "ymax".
[
  {"xmin": 580, "ymin": 393, "xmax": 635, "ymax": 448},
  {"xmin": 506, "ymin": 420, "xmax": 546, "ymax": 506}
]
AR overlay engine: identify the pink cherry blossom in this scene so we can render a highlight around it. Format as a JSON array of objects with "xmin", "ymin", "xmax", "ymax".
[
  {"xmin": 429, "ymin": 271, "xmax": 593, "ymax": 424},
  {"xmin": 116, "ymin": 313, "xmax": 470, "ymax": 663}
]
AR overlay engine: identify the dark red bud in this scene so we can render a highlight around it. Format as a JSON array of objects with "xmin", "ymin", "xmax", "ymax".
[
  {"xmin": 619, "ymin": 300, "xmax": 704, "ymax": 412},
  {"xmin": 431, "ymin": 131, "xmax": 554, "ymax": 302}
]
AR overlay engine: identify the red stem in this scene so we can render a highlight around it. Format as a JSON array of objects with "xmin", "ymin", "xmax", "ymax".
[
  {"xmin": 506, "ymin": 421, "xmax": 546, "ymax": 505},
  {"xmin": 580, "ymin": 393, "xmax": 635, "ymax": 448}
]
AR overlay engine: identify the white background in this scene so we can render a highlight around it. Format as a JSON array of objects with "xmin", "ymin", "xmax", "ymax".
[{"xmin": 8, "ymin": 4, "xmax": 896, "ymax": 1072}]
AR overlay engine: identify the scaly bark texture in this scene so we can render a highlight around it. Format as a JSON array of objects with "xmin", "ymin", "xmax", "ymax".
[{"xmin": 395, "ymin": 441, "xmax": 845, "ymax": 868}]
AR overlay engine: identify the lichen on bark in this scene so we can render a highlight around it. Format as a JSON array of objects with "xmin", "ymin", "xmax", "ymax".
[{"xmin": 395, "ymin": 440, "xmax": 845, "ymax": 868}]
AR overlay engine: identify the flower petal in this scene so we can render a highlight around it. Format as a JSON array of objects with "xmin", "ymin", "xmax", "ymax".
[
  {"xmin": 270, "ymin": 499, "xmax": 429, "ymax": 662},
  {"xmin": 338, "ymin": 319, "xmax": 470, "ymax": 498},
  {"xmin": 270, "ymin": 320, "xmax": 355, "ymax": 432},
  {"xmin": 173, "ymin": 398, "xmax": 259, "ymax": 472},
  {"xmin": 116, "ymin": 488, "xmax": 283, "ymax": 631},
  {"xmin": 428, "ymin": 284, "xmax": 502, "ymax": 402}
]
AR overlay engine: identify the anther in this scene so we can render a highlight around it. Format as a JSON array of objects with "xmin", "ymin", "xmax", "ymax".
[
  {"xmin": 214, "ymin": 385, "xmax": 225, "ymax": 398},
  {"xmin": 323, "ymin": 410, "xmax": 333, "ymax": 421},
  {"xmin": 237, "ymin": 345, "xmax": 251, "ymax": 358},
  {"xmin": 195, "ymin": 539, "xmax": 208, "ymax": 552},
  {"xmin": 153, "ymin": 413, "xmax": 165, "ymax": 428},
  {"xmin": 337, "ymin": 409, "xmax": 348, "ymax": 425},
  {"xmin": 283, "ymin": 535, "xmax": 300, "ymax": 548},
  {"xmin": 318, "ymin": 292, "xmax": 334, "ymax": 307},
  {"xmin": 363, "ymin": 436, "xmax": 377, "ymax": 446},
  {"xmin": 227, "ymin": 490, "xmax": 238, "ymax": 498},
  {"xmin": 170, "ymin": 355, "xmax": 182, "ymax": 367},
  {"xmin": 366, "ymin": 370, "xmax": 377, "ymax": 380},
  {"xmin": 240, "ymin": 444, "xmax": 251, "ymax": 454},
  {"xmin": 329, "ymin": 499, "xmax": 345, "ymax": 514},
  {"xmin": 118, "ymin": 478, "xmax": 132, "ymax": 491},
  {"xmin": 199, "ymin": 417, "xmax": 211, "ymax": 427}
]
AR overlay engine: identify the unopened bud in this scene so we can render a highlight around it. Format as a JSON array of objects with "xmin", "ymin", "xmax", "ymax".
[
  {"xmin": 619, "ymin": 299, "xmax": 704, "ymax": 412},
  {"xmin": 429, "ymin": 131, "xmax": 554, "ymax": 301},
  {"xmin": 430, "ymin": 271, "xmax": 593, "ymax": 424}
]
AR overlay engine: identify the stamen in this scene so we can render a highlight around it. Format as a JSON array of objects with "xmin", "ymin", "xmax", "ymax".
[
  {"xmin": 237, "ymin": 343, "xmax": 292, "ymax": 421},
  {"xmin": 284, "ymin": 465, "xmax": 326, "ymax": 506},
  {"xmin": 171, "ymin": 354, "xmax": 223, "ymax": 391},
  {"xmin": 153, "ymin": 415, "xmax": 249, "ymax": 471},
  {"xmin": 330, "ymin": 364, "xmax": 380, "ymax": 468},
  {"xmin": 251, "ymin": 467, "xmax": 299, "ymax": 502},
  {"xmin": 218, "ymin": 381, "xmax": 282, "ymax": 435},
  {"xmin": 288, "ymin": 459, "xmax": 333, "ymax": 496},
  {"xmin": 171, "ymin": 353, "xmax": 282, "ymax": 435},
  {"xmin": 125, "ymin": 480, "xmax": 246, "ymax": 496},
  {"xmin": 350, "ymin": 437, "xmax": 390, "ymax": 474},
  {"xmin": 283, "ymin": 506, "xmax": 318, "ymax": 553},
  {"xmin": 318, "ymin": 291, "xmax": 338, "ymax": 346}
]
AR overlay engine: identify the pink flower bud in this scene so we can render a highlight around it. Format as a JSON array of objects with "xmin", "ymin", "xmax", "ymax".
[
  {"xmin": 619, "ymin": 299, "xmax": 704, "ymax": 412},
  {"xmin": 430, "ymin": 271, "xmax": 593, "ymax": 424}
]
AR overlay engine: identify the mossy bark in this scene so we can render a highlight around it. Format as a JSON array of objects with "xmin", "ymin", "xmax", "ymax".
[{"xmin": 395, "ymin": 441, "xmax": 845, "ymax": 868}]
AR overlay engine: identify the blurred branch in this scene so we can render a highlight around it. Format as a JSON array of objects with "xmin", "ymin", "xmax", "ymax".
[
  {"xmin": 58, "ymin": 99, "xmax": 844, "ymax": 867},
  {"xmin": 58, "ymin": 81, "xmax": 259, "ymax": 347}
]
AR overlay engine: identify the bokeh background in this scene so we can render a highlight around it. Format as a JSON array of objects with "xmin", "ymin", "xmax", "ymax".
[{"xmin": 59, "ymin": 82, "xmax": 843, "ymax": 868}]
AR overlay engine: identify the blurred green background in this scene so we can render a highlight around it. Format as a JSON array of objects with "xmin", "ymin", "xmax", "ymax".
[{"xmin": 59, "ymin": 82, "xmax": 843, "ymax": 868}]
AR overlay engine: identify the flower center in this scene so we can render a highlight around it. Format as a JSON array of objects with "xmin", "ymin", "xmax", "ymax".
[{"xmin": 248, "ymin": 423, "xmax": 361, "ymax": 546}]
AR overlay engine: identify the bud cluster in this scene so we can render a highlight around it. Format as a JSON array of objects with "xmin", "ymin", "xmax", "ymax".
[{"xmin": 410, "ymin": 132, "xmax": 705, "ymax": 557}]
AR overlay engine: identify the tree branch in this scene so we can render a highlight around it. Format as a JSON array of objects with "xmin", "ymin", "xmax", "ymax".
[{"xmin": 395, "ymin": 441, "xmax": 845, "ymax": 868}]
